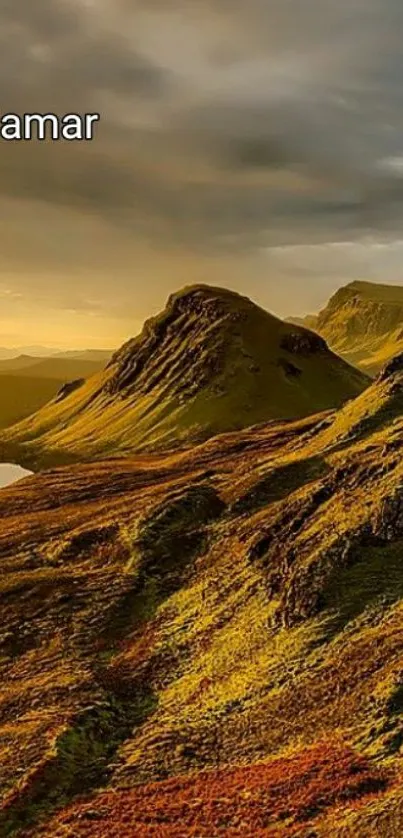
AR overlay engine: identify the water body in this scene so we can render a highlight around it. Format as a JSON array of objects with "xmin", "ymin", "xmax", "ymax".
[{"xmin": 0, "ymin": 464, "xmax": 32, "ymax": 488}]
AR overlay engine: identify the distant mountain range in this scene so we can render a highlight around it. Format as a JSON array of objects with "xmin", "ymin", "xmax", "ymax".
[
  {"xmin": 0, "ymin": 284, "xmax": 367, "ymax": 467},
  {"xmin": 0, "ymin": 354, "xmax": 108, "ymax": 379},
  {"xmin": 290, "ymin": 280, "xmax": 403, "ymax": 376},
  {"xmin": 53, "ymin": 349, "xmax": 114, "ymax": 361},
  {"xmin": 0, "ymin": 347, "xmax": 112, "ymax": 361},
  {"xmin": 0, "ymin": 346, "xmax": 61, "ymax": 359}
]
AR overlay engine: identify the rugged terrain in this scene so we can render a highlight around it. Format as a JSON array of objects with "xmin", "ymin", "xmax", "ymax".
[
  {"xmin": 300, "ymin": 280, "xmax": 403, "ymax": 376},
  {"xmin": 1, "ymin": 354, "xmax": 403, "ymax": 836},
  {"xmin": 0, "ymin": 285, "xmax": 367, "ymax": 468}
]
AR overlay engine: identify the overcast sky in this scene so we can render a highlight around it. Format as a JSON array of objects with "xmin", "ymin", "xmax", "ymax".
[{"xmin": 2, "ymin": 0, "xmax": 403, "ymax": 347}]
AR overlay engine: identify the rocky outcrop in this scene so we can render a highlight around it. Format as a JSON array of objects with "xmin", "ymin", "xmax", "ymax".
[
  {"xmin": 104, "ymin": 287, "xmax": 240, "ymax": 399},
  {"xmin": 55, "ymin": 378, "xmax": 85, "ymax": 401},
  {"xmin": 280, "ymin": 330, "xmax": 327, "ymax": 356},
  {"xmin": 245, "ymin": 450, "xmax": 403, "ymax": 628},
  {"xmin": 377, "ymin": 352, "xmax": 403, "ymax": 383}
]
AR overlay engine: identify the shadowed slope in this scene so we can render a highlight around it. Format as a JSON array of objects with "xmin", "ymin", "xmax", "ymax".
[
  {"xmin": 0, "ymin": 375, "xmax": 65, "ymax": 430},
  {"xmin": 0, "ymin": 356, "xmax": 107, "ymax": 431}
]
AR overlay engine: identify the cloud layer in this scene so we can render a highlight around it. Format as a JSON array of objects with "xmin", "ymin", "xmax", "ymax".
[{"xmin": 2, "ymin": 0, "xmax": 403, "ymax": 343}]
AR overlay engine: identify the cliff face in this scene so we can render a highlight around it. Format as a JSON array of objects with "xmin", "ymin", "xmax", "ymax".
[
  {"xmin": 0, "ymin": 285, "xmax": 367, "ymax": 466},
  {"xmin": 104, "ymin": 287, "xmax": 251, "ymax": 400},
  {"xmin": 314, "ymin": 280, "xmax": 403, "ymax": 375}
]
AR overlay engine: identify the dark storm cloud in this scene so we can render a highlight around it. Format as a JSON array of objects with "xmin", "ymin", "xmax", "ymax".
[
  {"xmin": 0, "ymin": 0, "xmax": 81, "ymax": 38},
  {"xmin": 0, "ymin": 0, "xmax": 168, "ymax": 109},
  {"xmin": 2, "ymin": 0, "xmax": 403, "ymax": 249}
]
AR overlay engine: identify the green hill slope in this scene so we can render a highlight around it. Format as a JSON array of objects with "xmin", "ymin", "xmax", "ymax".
[
  {"xmin": 312, "ymin": 280, "xmax": 403, "ymax": 375},
  {"xmin": 0, "ymin": 285, "xmax": 368, "ymax": 466}
]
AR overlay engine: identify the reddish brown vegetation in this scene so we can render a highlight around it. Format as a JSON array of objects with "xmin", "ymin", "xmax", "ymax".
[{"xmin": 32, "ymin": 742, "xmax": 387, "ymax": 838}]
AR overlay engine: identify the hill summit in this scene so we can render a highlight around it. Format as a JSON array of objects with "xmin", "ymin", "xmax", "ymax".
[
  {"xmin": 1, "ymin": 284, "xmax": 367, "ymax": 465},
  {"xmin": 311, "ymin": 280, "xmax": 403, "ymax": 375}
]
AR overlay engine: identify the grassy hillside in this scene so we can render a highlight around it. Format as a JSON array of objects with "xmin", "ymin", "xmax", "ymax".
[
  {"xmin": 0, "ymin": 285, "xmax": 368, "ymax": 467},
  {"xmin": 312, "ymin": 280, "xmax": 403, "ymax": 375},
  {"xmin": 2, "ymin": 360, "xmax": 403, "ymax": 835}
]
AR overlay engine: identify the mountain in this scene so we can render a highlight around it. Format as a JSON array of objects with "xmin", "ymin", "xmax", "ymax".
[
  {"xmin": 53, "ymin": 349, "xmax": 113, "ymax": 362},
  {"xmin": 0, "ymin": 346, "xmax": 62, "ymax": 359},
  {"xmin": 309, "ymin": 280, "xmax": 403, "ymax": 375},
  {"xmin": 0, "ymin": 355, "xmax": 106, "ymax": 380},
  {"xmin": 2, "ymin": 358, "xmax": 403, "ymax": 835},
  {"xmin": 287, "ymin": 313, "xmax": 317, "ymax": 329},
  {"xmin": 0, "ymin": 285, "xmax": 368, "ymax": 467},
  {"xmin": 0, "ymin": 347, "xmax": 113, "ymax": 361}
]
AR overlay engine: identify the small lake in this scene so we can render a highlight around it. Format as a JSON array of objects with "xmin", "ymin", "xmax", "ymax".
[{"xmin": 0, "ymin": 464, "xmax": 33, "ymax": 488}]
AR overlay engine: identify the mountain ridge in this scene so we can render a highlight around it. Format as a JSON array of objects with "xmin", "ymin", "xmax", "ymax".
[{"xmin": 300, "ymin": 280, "xmax": 403, "ymax": 375}]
